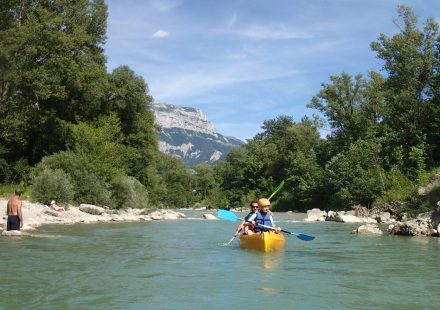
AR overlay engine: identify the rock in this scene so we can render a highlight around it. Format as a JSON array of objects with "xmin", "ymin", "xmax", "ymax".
[
  {"xmin": 79, "ymin": 204, "xmax": 105, "ymax": 215},
  {"xmin": 352, "ymin": 224, "xmax": 383, "ymax": 235},
  {"xmin": 325, "ymin": 211, "xmax": 338, "ymax": 221},
  {"xmin": 148, "ymin": 210, "xmax": 185, "ymax": 220},
  {"xmin": 335, "ymin": 213, "xmax": 363, "ymax": 223},
  {"xmin": 352, "ymin": 205, "xmax": 369, "ymax": 217},
  {"xmin": 374, "ymin": 212, "xmax": 391, "ymax": 223},
  {"xmin": 304, "ymin": 208, "xmax": 327, "ymax": 222},
  {"xmin": 430, "ymin": 209, "xmax": 440, "ymax": 228},
  {"xmin": 2, "ymin": 230, "xmax": 22, "ymax": 236},
  {"xmin": 388, "ymin": 219, "xmax": 434, "ymax": 236},
  {"xmin": 202, "ymin": 214, "xmax": 218, "ymax": 220},
  {"xmin": 44, "ymin": 209, "xmax": 60, "ymax": 217}
]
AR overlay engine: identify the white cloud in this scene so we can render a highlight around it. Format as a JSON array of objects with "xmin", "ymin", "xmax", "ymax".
[
  {"xmin": 236, "ymin": 24, "xmax": 313, "ymax": 40},
  {"xmin": 152, "ymin": 30, "xmax": 170, "ymax": 38}
]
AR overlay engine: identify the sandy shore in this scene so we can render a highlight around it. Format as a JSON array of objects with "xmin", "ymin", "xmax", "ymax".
[{"xmin": 1, "ymin": 198, "xmax": 186, "ymax": 236}]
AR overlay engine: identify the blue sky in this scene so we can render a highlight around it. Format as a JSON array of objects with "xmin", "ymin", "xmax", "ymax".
[{"xmin": 104, "ymin": 0, "xmax": 440, "ymax": 141}]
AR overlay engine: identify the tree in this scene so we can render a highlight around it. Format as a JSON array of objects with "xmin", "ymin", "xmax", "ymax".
[
  {"xmin": 0, "ymin": 0, "xmax": 109, "ymax": 178},
  {"xmin": 370, "ymin": 5, "xmax": 439, "ymax": 170},
  {"xmin": 325, "ymin": 140, "xmax": 385, "ymax": 209},
  {"xmin": 106, "ymin": 66, "xmax": 158, "ymax": 186},
  {"xmin": 308, "ymin": 72, "xmax": 377, "ymax": 154}
]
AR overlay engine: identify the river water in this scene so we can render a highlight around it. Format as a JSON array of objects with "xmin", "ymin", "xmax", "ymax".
[{"xmin": 1, "ymin": 211, "xmax": 439, "ymax": 309}]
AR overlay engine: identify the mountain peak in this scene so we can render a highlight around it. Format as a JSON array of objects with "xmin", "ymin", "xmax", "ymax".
[
  {"xmin": 151, "ymin": 102, "xmax": 243, "ymax": 166},
  {"xmin": 152, "ymin": 102, "xmax": 217, "ymax": 135}
]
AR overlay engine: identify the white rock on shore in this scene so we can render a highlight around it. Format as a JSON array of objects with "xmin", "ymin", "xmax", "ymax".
[{"xmin": 0, "ymin": 199, "xmax": 186, "ymax": 236}]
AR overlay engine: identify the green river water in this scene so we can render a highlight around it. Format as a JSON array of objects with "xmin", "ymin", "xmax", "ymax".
[{"xmin": 0, "ymin": 211, "xmax": 439, "ymax": 309}]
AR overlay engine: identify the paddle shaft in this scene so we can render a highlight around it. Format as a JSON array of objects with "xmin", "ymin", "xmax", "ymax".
[
  {"xmin": 268, "ymin": 180, "xmax": 284, "ymax": 200},
  {"xmin": 226, "ymin": 235, "xmax": 236, "ymax": 245}
]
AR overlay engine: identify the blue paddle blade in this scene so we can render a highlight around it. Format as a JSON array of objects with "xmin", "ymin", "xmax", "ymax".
[
  {"xmin": 292, "ymin": 233, "xmax": 315, "ymax": 241},
  {"xmin": 217, "ymin": 209, "xmax": 242, "ymax": 222}
]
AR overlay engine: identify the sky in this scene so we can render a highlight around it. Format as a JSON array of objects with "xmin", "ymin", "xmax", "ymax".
[{"xmin": 104, "ymin": 0, "xmax": 440, "ymax": 141}]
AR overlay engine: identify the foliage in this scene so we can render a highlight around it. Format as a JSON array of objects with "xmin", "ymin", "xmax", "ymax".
[
  {"xmin": 2, "ymin": 3, "xmax": 440, "ymax": 215},
  {"xmin": 151, "ymin": 153, "xmax": 194, "ymax": 208},
  {"xmin": 324, "ymin": 140, "xmax": 385, "ymax": 209},
  {"xmin": 31, "ymin": 151, "xmax": 112, "ymax": 206},
  {"xmin": 0, "ymin": 183, "xmax": 30, "ymax": 200},
  {"xmin": 30, "ymin": 168, "xmax": 74, "ymax": 205},
  {"xmin": 0, "ymin": 0, "xmax": 109, "ymax": 170},
  {"xmin": 110, "ymin": 174, "xmax": 149, "ymax": 209},
  {"xmin": 69, "ymin": 114, "xmax": 130, "ymax": 180}
]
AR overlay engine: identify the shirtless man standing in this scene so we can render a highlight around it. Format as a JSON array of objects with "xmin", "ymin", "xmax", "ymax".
[{"xmin": 6, "ymin": 189, "xmax": 23, "ymax": 231}]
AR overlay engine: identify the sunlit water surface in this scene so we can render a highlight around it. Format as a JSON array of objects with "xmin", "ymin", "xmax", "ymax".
[{"xmin": 1, "ymin": 211, "xmax": 439, "ymax": 309}]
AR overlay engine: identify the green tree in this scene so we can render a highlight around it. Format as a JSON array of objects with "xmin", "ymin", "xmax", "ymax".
[
  {"xmin": 370, "ymin": 5, "xmax": 439, "ymax": 170},
  {"xmin": 325, "ymin": 140, "xmax": 385, "ymax": 209},
  {"xmin": 106, "ymin": 66, "xmax": 158, "ymax": 187},
  {"xmin": 0, "ymin": 0, "xmax": 109, "ymax": 179}
]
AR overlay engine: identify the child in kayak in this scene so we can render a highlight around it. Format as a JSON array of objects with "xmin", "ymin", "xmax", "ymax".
[{"xmin": 250, "ymin": 198, "xmax": 281, "ymax": 234}]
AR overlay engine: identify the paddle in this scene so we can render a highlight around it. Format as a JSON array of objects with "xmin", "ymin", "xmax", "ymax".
[
  {"xmin": 268, "ymin": 180, "xmax": 285, "ymax": 200},
  {"xmin": 226, "ymin": 235, "xmax": 236, "ymax": 245},
  {"xmin": 217, "ymin": 209, "xmax": 315, "ymax": 241}
]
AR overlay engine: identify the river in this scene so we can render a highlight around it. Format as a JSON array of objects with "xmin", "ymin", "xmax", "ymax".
[{"xmin": 0, "ymin": 211, "xmax": 438, "ymax": 309}]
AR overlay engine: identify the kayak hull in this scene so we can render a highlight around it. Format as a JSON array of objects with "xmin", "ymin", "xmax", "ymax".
[{"xmin": 240, "ymin": 231, "xmax": 285, "ymax": 252}]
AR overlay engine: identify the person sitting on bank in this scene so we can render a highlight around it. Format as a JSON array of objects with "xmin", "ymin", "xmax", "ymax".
[
  {"xmin": 234, "ymin": 200, "xmax": 259, "ymax": 236},
  {"xmin": 6, "ymin": 189, "xmax": 23, "ymax": 231},
  {"xmin": 50, "ymin": 200, "xmax": 65, "ymax": 212},
  {"xmin": 252, "ymin": 198, "xmax": 281, "ymax": 234}
]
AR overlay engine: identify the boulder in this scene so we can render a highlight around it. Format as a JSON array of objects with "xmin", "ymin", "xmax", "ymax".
[
  {"xmin": 430, "ymin": 208, "xmax": 440, "ymax": 228},
  {"xmin": 352, "ymin": 224, "xmax": 383, "ymax": 235},
  {"xmin": 304, "ymin": 208, "xmax": 327, "ymax": 222},
  {"xmin": 374, "ymin": 212, "xmax": 391, "ymax": 223},
  {"xmin": 79, "ymin": 204, "xmax": 105, "ymax": 215},
  {"xmin": 2, "ymin": 230, "xmax": 22, "ymax": 236},
  {"xmin": 203, "ymin": 214, "xmax": 218, "ymax": 220},
  {"xmin": 335, "ymin": 213, "xmax": 363, "ymax": 223},
  {"xmin": 148, "ymin": 210, "xmax": 185, "ymax": 220},
  {"xmin": 326, "ymin": 210, "xmax": 338, "ymax": 221},
  {"xmin": 388, "ymin": 219, "xmax": 435, "ymax": 236},
  {"xmin": 44, "ymin": 209, "xmax": 61, "ymax": 217},
  {"xmin": 352, "ymin": 205, "xmax": 369, "ymax": 217}
]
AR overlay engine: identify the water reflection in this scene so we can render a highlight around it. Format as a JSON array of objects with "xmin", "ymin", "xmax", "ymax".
[{"xmin": 262, "ymin": 251, "xmax": 283, "ymax": 270}]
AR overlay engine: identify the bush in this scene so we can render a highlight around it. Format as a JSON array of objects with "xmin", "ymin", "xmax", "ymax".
[
  {"xmin": 372, "ymin": 170, "xmax": 417, "ymax": 209},
  {"xmin": 31, "ymin": 168, "xmax": 74, "ymax": 204},
  {"xmin": 110, "ymin": 175, "xmax": 149, "ymax": 209},
  {"xmin": 32, "ymin": 151, "xmax": 112, "ymax": 206}
]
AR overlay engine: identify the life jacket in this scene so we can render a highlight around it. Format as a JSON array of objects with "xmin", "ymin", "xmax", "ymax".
[{"xmin": 254, "ymin": 212, "xmax": 272, "ymax": 232}]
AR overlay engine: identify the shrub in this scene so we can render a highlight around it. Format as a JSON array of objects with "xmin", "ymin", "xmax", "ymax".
[
  {"xmin": 32, "ymin": 151, "xmax": 112, "ymax": 206},
  {"xmin": 31, "ymin": 168, "xmax": 74, "ymax": 204},
  {"xmin": 110, "ymin": 175, "xmax": 149, "ymax": 209},
  {"xmin": 372, "ymin": 170, "xmax": 417, "ymax": 209}
]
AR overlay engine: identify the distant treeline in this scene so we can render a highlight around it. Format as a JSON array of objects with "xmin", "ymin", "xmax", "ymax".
[{"xmin": 1, "ymin": 2, "xmax": 439, "ymax": 213}]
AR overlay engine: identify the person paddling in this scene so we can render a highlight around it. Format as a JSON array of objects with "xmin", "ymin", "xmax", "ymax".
[
  {"xmin": 6, "ymin": 189, "xmax": 23, "ymax": 231},
  {"xmin": 252, "ymin": 198, "xmax": 280, "ymax": 234},
  {"xmin": 233, "ymin": 201, "xmax": 259, "ymax": 237}
]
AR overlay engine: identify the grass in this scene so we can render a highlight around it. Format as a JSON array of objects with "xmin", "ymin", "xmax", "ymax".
[{"xmin": 0, "ymin": 183, "xmax": 32, "ymax": 200}]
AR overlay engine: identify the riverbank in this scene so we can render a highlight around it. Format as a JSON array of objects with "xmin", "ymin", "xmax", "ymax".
[{"xmin": 0, "ymin": 198, "xmax": 186, "ymax": 236}]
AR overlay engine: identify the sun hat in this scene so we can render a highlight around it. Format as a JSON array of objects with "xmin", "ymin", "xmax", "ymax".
[
  {"xmin": 51, "ymin": 200, "xmax": 55, "ymax": 204},
  {"xmin": 258, "ymin": 198, "xmax": 271, "ymax": 207}
]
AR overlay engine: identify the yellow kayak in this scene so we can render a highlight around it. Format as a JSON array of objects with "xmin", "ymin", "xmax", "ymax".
[{"xmin": 240, "ymin": 231, "xmax": 285, "ymax": 252}]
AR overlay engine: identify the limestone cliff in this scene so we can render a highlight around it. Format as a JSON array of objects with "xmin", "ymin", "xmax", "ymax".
[{"xmin": 151, "ymin": 102, "xmax": 243, "ymax": 166}]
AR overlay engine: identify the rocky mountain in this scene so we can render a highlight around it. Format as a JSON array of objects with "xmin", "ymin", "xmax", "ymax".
[{"xmin": 151, "ymin": 102, "xmax": 244, "ymax": 167}]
